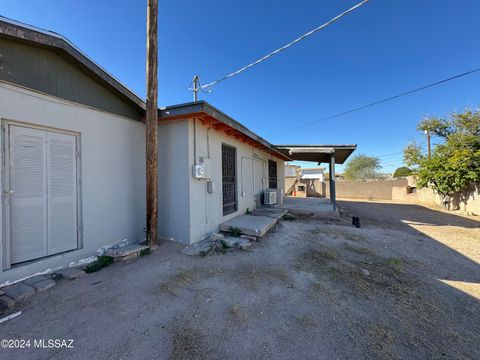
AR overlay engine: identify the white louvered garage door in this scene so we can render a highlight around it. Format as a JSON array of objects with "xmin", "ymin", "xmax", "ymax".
[
  {"xmin": 47, "ymin": 131, "xmax": 78, "ymax": 255},
  {"xmin": 10, "ymin": 126, "xmax": 48, "ymax": 263},
  {"xmin": 9, "ymin": 125, "xmax": 78, "ymax": 264}
]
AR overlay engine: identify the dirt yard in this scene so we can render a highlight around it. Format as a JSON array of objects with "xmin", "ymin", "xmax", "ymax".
[{"xmin": 1, "ymin": 200, "xmax": 479, "ymax": 360}]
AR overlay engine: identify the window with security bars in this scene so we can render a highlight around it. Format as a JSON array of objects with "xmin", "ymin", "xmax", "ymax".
[
  {"xmin": 268, "ymin": 160, "xmax": 277, "ymax": 189},
  {"xmin": 222, "ymin": 144, "xmax": 237, "ymax": 215}
]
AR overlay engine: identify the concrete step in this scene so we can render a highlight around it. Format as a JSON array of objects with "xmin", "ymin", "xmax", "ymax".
[
  {"xmin": 54, "ymin": 267, "xmax": 85, "ymax": 280},
  {"xmin": 0, "ymin": 295, "xmax": 15, "ymax": 310},
  {"xmin": 219, "ymin": 212, "xmax": 283, "ymax": 237},
  {"xmin": 2, "ymin": 282, "xmax": 36, "ymax": 302},
  {"xmin": 106, "ymin": 244, "xmax": 150, "ymax": 261}
]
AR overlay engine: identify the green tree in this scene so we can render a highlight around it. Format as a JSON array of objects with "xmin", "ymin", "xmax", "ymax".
[
  {"xmin": 343, "ymin": 154, "xmax": 381, "ymax": 180},
  {"xmin": 392, "ymin": 166, "xmax": 412, "ymax": 178},
  {"xmin": 404, "ymin": 110, "xmax": 480, "ymax": 206}
]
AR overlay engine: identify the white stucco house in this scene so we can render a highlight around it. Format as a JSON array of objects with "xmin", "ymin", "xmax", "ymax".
[{"xmin": 0, "ymin": 17, "xmax": 355, "ymax": 285}]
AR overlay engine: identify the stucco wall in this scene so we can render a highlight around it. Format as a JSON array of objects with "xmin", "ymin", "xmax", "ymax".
[
  {"xmin": 325, "ymin": 179, "xmax": 408, "ymax": 200},
  {"xmin": 0, "ymin": 82, "xmax": 146, "ymax": 284},
  {"xmin": 157, "ymin": 120, "xmax": 190, "ymax": 243},
  {"xmin": 188, "ymin": 119, "xmax": 285, "ymax": 243}
]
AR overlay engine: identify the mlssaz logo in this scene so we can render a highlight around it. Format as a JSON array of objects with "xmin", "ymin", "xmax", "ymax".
[{"xmin": 34, "ymin": 339, "xmax": 74, "ymax": 349}]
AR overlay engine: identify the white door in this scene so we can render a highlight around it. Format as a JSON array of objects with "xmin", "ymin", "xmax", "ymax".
[
  {"xmin": 8, "ymin": 125, "xmax": 78, "ymax": 264},
  {"xmin": 254, "ymin": 159, "xmax": 264, "ymax": 196},
  {"xmin": 9, "ymin": 126, "xmax": 48, "ymax": 263},
  {"xmin": 46, "ymin": 131, "xmax": 78, "ymax": 254}
]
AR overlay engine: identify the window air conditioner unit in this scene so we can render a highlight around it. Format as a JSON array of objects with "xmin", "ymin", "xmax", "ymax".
[{"xmin": 264, "ymin": 190, "xmax": 277, "ymax": 205}]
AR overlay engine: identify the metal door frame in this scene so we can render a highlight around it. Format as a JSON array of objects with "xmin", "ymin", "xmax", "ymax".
[
  {"xmin": 268, "ymin": 159, "xmax": 277, "ymax": 189},
  {"xmin": 221, "ymin": 143, "xmax": 238, "ymax": 216},
  {"xmin": 1, "ymin": 119, "xmax": 83, "ymax": 270}
]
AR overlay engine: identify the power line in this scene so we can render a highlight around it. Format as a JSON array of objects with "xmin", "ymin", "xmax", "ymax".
[
  {"xmin": 376, "ymin": 151, "xmax": 404, "ymax": 158},
  {"xmin": 195, "ymin": 0, "xmax": 371, "ymax": 91},
  {"xmin": 270, "ymin": 66, "xmax": 480, "ymax": 136}
]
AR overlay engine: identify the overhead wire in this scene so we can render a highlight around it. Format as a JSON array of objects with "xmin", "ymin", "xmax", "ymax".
[
  {"xmin": 194, "ymin": 0, "xmax": 371, "ymax": 91},
  {"xmin": 269, "ymin": 66, "xmax": 480, "ymax": 136}
]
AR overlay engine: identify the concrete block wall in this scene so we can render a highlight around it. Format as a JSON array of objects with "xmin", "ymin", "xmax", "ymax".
[
  {"xmin": 285, "ymin": 177, "xmax": 297, "ymax": 194},
  {"xmin": 285, "ymin": 179, "xmax": 408, "ymax": 200},
  {"xmin": 304, "ymin": 179, "xmax": 326, "ymax": 198},
  {"xmin": 392, "ymin": 183, "xmax": 480, "ymax": 215},
  {"xmin": 325, "ymin": 179, "xmax": 408, "ymax": 200}
]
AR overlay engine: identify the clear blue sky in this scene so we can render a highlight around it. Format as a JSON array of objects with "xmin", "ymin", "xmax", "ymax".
[{"xmin": 2, "ymin": 0, "xmax": 479, "ymax": 172}]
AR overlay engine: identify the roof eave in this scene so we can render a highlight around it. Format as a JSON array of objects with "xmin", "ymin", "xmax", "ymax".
[{"xmin": 159, "ymin": 101, "xmax": 292, "ymax": 161}]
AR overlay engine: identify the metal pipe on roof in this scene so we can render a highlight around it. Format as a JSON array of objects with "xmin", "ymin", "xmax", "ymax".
[{"xmin": 288, "ymin": 147, "xmax": 335, "ymax": 154}]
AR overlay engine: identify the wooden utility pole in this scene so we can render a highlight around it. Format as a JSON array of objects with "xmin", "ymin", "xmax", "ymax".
[{"xmin": 146, "ymin": 0, "xmax": 158, "ymax": 247}]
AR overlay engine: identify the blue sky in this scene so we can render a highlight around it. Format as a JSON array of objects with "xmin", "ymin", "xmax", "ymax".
[{"xmin": 2, "ymin": 0, "xmax": 479, "ymax": 172}]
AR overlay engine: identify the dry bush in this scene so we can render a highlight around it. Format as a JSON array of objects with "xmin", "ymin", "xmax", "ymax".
[{"xmin": 153, "ymin": 269, "xmax": 195, "ymax": 296}]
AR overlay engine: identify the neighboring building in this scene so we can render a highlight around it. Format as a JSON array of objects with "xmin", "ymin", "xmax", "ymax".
[
  {"xmin": 300, "ymin": 167, "xmax": 325, "ymax": 182},
  {"xmin": 0, "ymin": 17, "xmax": 355, "ymax": 284},
  {"xmin": 284, "ymin": 167, "xmax": 325, "ymax": 198},
  {"xmin": 285, "ymin": 164, "xmax": 300, "ymax": 178}
]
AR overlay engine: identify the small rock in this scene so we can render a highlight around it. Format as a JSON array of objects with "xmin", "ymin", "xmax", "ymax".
[
  {"xmin": 361, "ymin": 269, "xmax": 370, "ymax": 276},
  {"xmin": 208, "ymin": 233, "xmax": 225, "ymax": 243},
  {"xmin": 222, "ymin": 237, "xmax": 240, "ymax": 248},
  {"xmin": 237, "ymin": 239, "xmax": 252, "ymax": 250}
]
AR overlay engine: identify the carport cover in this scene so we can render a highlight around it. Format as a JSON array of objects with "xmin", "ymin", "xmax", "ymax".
[{"xmin": 274, "ymin": 145, "xmax": 357, "ymax": 164}]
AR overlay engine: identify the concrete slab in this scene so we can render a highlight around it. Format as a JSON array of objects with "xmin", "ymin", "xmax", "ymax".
[
  {"xmin": 0, "ymin": 295, "xmax": 15, "ymax": 309},
  {"xmin": 180, "ymin": 240, "xmax": 212, "ymax": 256},
  {"xmin": 278, "ymin": 197, "xmax": 340, "ymax": 220},
  {"xmin": 251, "ymin": 208, "xmax": 287, "ymax": 219},
  {"xmin": 30, "ymin": 279, "xmax": 56, "ymax": 292},
  {"xmin": 23, "ymin": 275, "xmax": 49, "ymax": 286},
  {"xmin": 3, "ymin": 283, "xmax": 36, "ymax": 301},
  {"xmin": 106, "ymin": 244, "xmax": 150, "ymax": 260},
  {"xmin": 219, "ymin": 214, "xmax": 279, "ymax": 237}
]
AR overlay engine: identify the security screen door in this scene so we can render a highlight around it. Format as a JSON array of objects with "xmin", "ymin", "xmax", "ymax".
[
  {"xmin": 222, "ymin": 144, "xmax": 237, "ymax": 215},
  {"xmin": 268, "ymin": 160, "xmax": 277, "ymax": 189},
  {"xmin": 8, "ymin": 125, "xmax": 78, "ymax": 264}
]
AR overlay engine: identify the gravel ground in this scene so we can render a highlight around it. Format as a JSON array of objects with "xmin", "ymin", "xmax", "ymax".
[{"xmin": 0, "ymin": 200, "xmax": 479, "ymax": 360}]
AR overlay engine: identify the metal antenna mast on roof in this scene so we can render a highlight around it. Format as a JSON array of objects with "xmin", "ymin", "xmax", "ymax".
[{"xmin": 192, "ymin": 75, "xmax": 199, "ymax": 102}]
